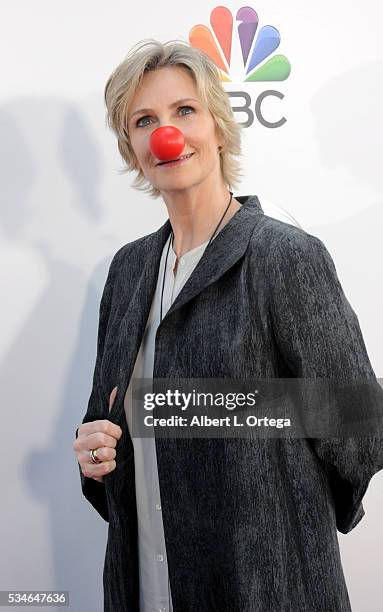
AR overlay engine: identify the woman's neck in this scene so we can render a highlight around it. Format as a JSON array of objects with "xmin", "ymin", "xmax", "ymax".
[{"xmin": 163, "ymin": 187, "xmax": 242, "ymax": 259}]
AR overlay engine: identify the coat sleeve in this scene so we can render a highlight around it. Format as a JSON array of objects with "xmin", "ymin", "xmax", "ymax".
[
  {"xmin": 75, "ymin": 252, "xmax": 120, "ymax": 523},
  {"xmin": 267, "ymin": 228, "xmax": 383, "ymax": 534}
]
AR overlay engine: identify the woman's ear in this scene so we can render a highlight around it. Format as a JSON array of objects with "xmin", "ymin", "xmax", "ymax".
[{"xmin": 216, "ymin": 129, "xmax": 225, "ymax": 152}]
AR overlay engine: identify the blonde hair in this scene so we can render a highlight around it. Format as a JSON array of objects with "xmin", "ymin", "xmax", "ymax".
[{"xmin": 104, "ymin": 38, "xmax": 244, "ymax": 198}]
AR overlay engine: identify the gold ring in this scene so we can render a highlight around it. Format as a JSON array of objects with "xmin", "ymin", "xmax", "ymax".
[{"xmin": 90, "ymin": 448, "xmax": 103, "ymax": 464}]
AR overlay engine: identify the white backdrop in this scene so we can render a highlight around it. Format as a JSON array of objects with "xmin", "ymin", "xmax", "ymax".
[{"xmin": 0, "ymin": 1, "xmax": 382, "ymax": 610}]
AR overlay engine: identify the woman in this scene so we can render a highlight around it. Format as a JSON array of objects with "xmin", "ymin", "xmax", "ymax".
[{"xmin": 73, "ymin": 39, "xmax": 383, "ymax": 612}]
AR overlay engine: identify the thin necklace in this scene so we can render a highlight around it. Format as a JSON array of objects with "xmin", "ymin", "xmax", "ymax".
[{"xmin": 159, "ymin": 191, "xmax": 233, "ymax": 324}]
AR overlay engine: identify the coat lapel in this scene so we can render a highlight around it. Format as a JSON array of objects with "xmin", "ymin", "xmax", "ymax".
[
  {"xmin": 109, "ymin": 195, "xmax": 264, "ymax": 425},
  {"xmin": 163, "ymin": 195, "xmax": 263, "ymax": 321}
]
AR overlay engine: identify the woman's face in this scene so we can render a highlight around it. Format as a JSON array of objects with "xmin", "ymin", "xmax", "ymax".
[{"xmin": 126, "ymin": 65, "xmax": 225, "ymax": 194}]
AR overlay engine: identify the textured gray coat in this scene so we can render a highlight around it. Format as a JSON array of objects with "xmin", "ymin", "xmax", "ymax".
[{"xmin": 76, "ymin": 194, "xmax": 383, "ymax": 611}]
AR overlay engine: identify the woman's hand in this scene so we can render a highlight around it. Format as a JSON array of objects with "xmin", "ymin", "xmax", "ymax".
[{"xmin": 73, "ymin": 386, "xmax": 122, "ymax": 483}]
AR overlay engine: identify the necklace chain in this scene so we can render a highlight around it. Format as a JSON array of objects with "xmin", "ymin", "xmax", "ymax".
[{"xmin": 159, "ymin": 191, "xmax": 234, "ymax": 324}]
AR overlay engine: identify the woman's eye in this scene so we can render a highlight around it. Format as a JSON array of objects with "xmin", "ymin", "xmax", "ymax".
[
  {"xmin": 136, "ymin": 105, "xmax": 194, "ymax": 128},
  {"xmin": 136, "ymin": 116, "xmax": 151, "ymax": 128},
  {"xmin": 180, "ymin": 105, "xmax": 194, "ymax": 115}
]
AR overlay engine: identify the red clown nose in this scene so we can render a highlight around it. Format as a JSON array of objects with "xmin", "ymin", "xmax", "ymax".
[{"xmin": 149, "ymin": 126, "xmax": 185, "ymax": 161}]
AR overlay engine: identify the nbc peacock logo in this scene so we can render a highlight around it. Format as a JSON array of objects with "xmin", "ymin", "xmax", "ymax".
[
  {"xmin": 188, "ymin": 5, "xmax": 291, "ymax": 127},
  {"xmin": 189, "ymin": 5, "xmax": 291, "ymax": 83}
]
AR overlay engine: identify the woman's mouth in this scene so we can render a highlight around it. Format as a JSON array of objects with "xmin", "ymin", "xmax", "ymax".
[{"xmin": 157, "ymin": 152, "xmax": 195, "ymax": 167}]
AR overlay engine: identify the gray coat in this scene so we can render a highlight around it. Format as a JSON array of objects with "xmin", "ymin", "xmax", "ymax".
[{"xmin": 77, "ymin": 194, "xmax": 383, "ymax": 611}]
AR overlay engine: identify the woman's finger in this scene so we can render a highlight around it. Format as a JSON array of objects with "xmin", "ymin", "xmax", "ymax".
[
  {"xmin": 82, "ymin": 459, "xmax": 117, "ymax": 479},
  {"xmin": 109, "ymin": 386, "xmax": 118, "ymax": 413}
]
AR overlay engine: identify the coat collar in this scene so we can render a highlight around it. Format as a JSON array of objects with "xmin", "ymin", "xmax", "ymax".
[
  {"xmin": 111, "ymin": 195, "xmax": 264, "ymax": 424},
  {"xmin": 152, "ymin": 194, "xmax": 263, "ymax": 321}
]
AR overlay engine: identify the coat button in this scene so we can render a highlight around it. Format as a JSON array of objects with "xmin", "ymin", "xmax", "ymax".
[
  {"xmin": 156, "ymin": 553, "xmax": 164, "ymax": 562},
  {"xmin": 155, "ymin": 503, "xmax": 162, "ymax": 511}
]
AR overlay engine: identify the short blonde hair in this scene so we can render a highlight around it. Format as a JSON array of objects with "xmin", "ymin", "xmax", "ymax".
[{"xmin": 104, "ymin": 38, "xmax": 244, "ymax": 198}]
